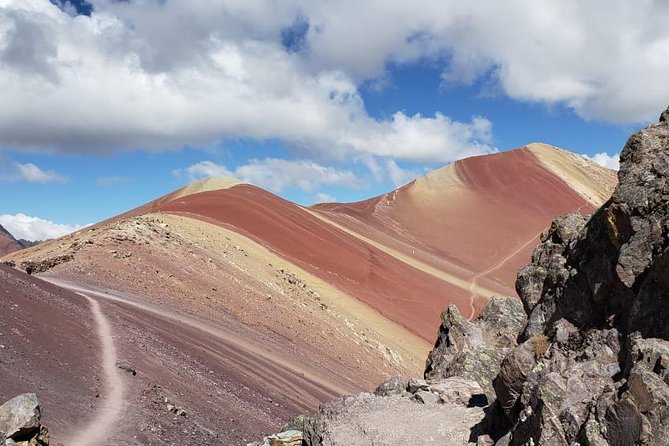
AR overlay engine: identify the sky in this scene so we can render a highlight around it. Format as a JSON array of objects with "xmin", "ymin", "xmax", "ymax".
[{"xmin": 1, "ymin": 0, "xmax": 667, "ymax": 240}]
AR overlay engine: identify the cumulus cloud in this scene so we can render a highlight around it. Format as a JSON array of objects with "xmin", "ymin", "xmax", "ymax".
[
  {"xmin": 385, "ymin": 159, "xmax": 423, "ymax": 187},
  {"xmin": 1, "ymin": 0, "xmax": 665, "ymax": 163},
  {"xmin": 0, "ymin": 213, "xmax": 86, "ymax": 241},
  {"xmin": 301, "ymin": 0, "xmax": 669, "ymax": 123},
  {"xmin": 0, "ymin": 0, "xmax": 492, "ymax": 163},
  {"xmin": 178, "ymin": 161, "xmax": 234, "ymax": 179},
  {"xmin": 175, "ymin": 158, "xmax": 363, "ymax": 193},
  {"xmin": 0, "ymin": 156, "xmax": 66, "ymax": 183},
  {"xmin": 583, "ymin": 152, "xmax": 620, "ymax": 170}
]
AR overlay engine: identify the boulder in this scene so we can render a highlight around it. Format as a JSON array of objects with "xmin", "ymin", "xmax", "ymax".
[
  {"xmin": 267, "ymin": 430, "xmax": 303, "ymax": 446},
  {"xmin": 427, "ymin": 377, "xmax": 487, "ymax": 406},
  {"xmin": 373, "ymin": 376, "xmax": 406, "ymax": 397},
  {"xmin": 0, "ymin": 394, "xmax": 41, "ymax": 440},
  {"xmin": 247, "ymin": 430, "xmax": 303, "ymax": 446}
]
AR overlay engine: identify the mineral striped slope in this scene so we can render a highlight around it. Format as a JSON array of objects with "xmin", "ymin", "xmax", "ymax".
[{"xmin": 1, "ymin": 144, "xmax": 616, "ymax": 444}]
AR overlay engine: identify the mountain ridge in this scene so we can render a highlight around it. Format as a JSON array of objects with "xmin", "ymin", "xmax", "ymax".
[{"xmin": 1, "ymin": 142, "xmax": 618, "ymax": 444}]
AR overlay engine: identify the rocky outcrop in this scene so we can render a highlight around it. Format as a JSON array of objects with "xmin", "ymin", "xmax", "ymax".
[
  {"xmin": 248, "ymin": 430, "xmax": 303, "ymax": 446},
  {"xmin": 292, "ymin": 296, "xmax": 525, "ymax": 446},
  {"xmin": 20, "ymin": 255, "xmax": 73, "ymax": 275},
  {"xmin": 425, "ymin": 296, "xmax": 526, "ymax": 399},
  {"xmin": 492, "ymin": 108, "xmax": 669, "ymax": 445},
  {"xmin": 0, "ymin": 394, "xmax": 49, "ymax": 446}
]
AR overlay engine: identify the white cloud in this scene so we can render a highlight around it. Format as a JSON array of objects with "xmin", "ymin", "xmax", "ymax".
[
  {"xmin": 0, "ymin": 156, "xmax": 66, "ymax": 183},
  {"xmin": 1, "ymin": 0, "xmax": 666, "ymax": 164},
  {"xmin": 314, "ymin": 192, "xmax": 337, "ymax": 203},
  {"xmin": 0, "ymin": 0, "xmax": 492, "ymax": 163},
  {"xmin": 384, "ymin": 159, "xmax": 423, "ymax": 187},
  {"xmin": 178, "ymin": 161, "xmax": 234, "ymax": 179},
  {"xmin": 175, "ymin": 158, "xmax": 363, "ymax": 193},
  {"xmin": 301, "ymin": 0, "xmax": 669, "ymax": 123},
  {"xmin": 582, "ymin": 152, "xmax": 620, "ymax": 170},
  {"xmin": 0, "ymin": 213, "xmax": 86, "ymax": 241}
]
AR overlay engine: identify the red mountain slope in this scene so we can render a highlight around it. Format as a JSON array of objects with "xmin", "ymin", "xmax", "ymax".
[{"xmin": 312, "ymin": 143, "xmax": 617, "ymax": 315}]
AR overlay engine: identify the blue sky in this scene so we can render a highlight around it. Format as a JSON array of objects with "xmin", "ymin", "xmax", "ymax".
[{"xmin": 0, "ymin": 0, "xmax": 665, "ymax": 240}]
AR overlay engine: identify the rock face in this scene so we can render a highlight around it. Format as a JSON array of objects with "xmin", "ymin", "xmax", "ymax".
[
  {"xmin": 493, "ymin": 109, "xmax": 669, "ymax": 445},
  {"xmin": 425, "ymin": 296, "xmax": 526, "ymax": 399},
  {"xmin": 0, "ymin": 394, "xmax": 49, "ymax": 445}
]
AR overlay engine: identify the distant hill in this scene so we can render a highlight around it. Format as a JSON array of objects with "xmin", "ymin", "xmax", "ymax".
[{"xmin": 0, "ymin": 224, "xmax": 22, "ymax": 256}]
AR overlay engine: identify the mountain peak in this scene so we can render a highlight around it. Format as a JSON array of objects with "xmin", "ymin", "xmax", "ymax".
[{"xmin": 171, "ymin": 177, "xmax": 246, "ymax": 200}]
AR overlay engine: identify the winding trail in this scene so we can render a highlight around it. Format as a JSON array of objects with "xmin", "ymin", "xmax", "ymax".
[
  {"xmin": 464, "ymin": 202, "xmax": 593, "ymax": 319},
  {"xmin": 45, "ymin": 278, "xmax": 350, "ymax": 400},
  {"xmin": 466, "ymin": 235, "xmax": 540, "ymax": 320},
  {"xmin": 66, "ymin": 292, "xmax": 125, "ymax": 446}
]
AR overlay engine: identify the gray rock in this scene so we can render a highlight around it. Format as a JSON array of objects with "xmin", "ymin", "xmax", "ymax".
[
  {"xmin": 427, "ymin": 377, "xmax": 487, "ymax": 406},
  {"xmin": 660, "ymin": 105, "xmax": 669, "ymax": 123},
  {"xmin": 413, "ymin": 390, "xmax": 439, "ymax": 405},
  {"xmin": 406, "ymin": 378, "xmax": 428, "ymax": 393},
  {"xmin": 0, "ymin": 394, "xmax": 40, "ymax": 440},
  {"xmin": 303, "ymin": 393, "xmax": 485, "ymax": 446},
  {"xmin": 264, "ymin": 430, "xmax": 303, "ymax": 446},
  {"xmin": 424, "ymin": 296, "xmax": 526, "ymax": 399},
  {"xmin": 493, "ymin": 339, "xmax": 537, "ymax": 420},
  {"xmin": 373, "ymin": 376, "xmax": 406, "ymax": 397},
  {"xmin": 116, "ymin": 361, "xmax": 137, "ymax": 376},
  {"xmin": 476, "ymin": 434, "xmax": 494, "ymax": 446}
]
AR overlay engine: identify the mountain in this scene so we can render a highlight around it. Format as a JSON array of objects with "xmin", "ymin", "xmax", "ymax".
[
  {"xmin": 18, "ymin": 239, "xmax": 40, "ymax": 249},
  {"xmin": 0, "ymin": 143, "xmax": 616, "ymax": 445},
  {"xmin": 312, "ymin": 143, "xmax": 616, "ymax": 319},
  {"xmin": 301, "ymin": 108, "xmax": 669, "ymax": 446},
  {"xmin": 0, "ymin": 224, "xmax": 22, "ymax": 256}
]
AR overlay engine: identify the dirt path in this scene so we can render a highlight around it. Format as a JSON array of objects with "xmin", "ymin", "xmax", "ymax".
[
  {"xmin": 66, "ymin": 292, "xmax": 125, "ymax": 446},
  {"xmin": 466, "ymin": 235, "xmax": 539, "ymax": 320},
  {"xmin": 44, "ymin": 278, "xmax": 351, "ymax": 399}
]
